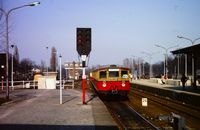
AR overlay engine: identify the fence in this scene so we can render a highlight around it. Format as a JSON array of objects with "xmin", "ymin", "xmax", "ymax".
[
  {"xmin": 0, "ymin": 79, "xmax": 75, "ymax": 91},
  {"xmin": 56, "ymin": 80, "xmax": 75, "ymax": 89},
  {"xmin": 0, "ymin": 80, "xmax": 38, "ymax": 90}
]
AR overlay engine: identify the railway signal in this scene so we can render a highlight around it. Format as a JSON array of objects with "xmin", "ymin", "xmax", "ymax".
[
  {"xmin": 76, "ymin": 27, "xmax": 92, "ymax": 105},
  {"xmin": 76, "ymin": 28, "xmax": 91, "ymax": 57},
  {"xmin": 0, "ymin": 53, "xmax": 6, "ymax": 80},
  {"xmin": 0, "ymin": 54, "xmax": 6, "ymax": 92}
]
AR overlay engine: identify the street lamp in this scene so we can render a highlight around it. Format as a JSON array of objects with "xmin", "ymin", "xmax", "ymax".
[
  {"xmin": 155, "ymin": 44, "xmax": 178, "ymax": 79},
  {"xmin": 53, "ymin": 51, "xmax": 62, "ymax": 104},
  {"xmin": 11, "ymin": 44, "xmax": 15, "ymax": 90},
  {"xmin": 59, "ymin": 54, "xmax": 62, "ymax": 104},
  {"xmin": 46, "ymin": 46, "xmax": 49, "ymax": 77},
  {"xmin": 132, "ymin": 55, "xmax": 143, "ymax": 79},
  {"xmin": 177, "ymin": 35, "xmax": 200, "ymax": 84},
  {"xmin": 0, "ymin": 1, "xmax": 40, "ymax": 100},
  {"xmin": 141, "ymin": 51, "xmax": 159, "ymax": 78}
]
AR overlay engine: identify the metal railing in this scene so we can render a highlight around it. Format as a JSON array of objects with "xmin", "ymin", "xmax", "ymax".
[
  {"xmin": 0, "ymin": 80, "xmax": 38, "ymax": 90},
  {"xmin": 56, "ymin": 80, "xmax": 74, "ymax": 89},
  {"xmin": 1, "ymin": 79, "xmax": 75, "ymax": 91}
]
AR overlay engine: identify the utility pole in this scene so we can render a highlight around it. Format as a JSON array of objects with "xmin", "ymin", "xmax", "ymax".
[{"xmin": 0, "ymin": 1, "xmax": 40, "ymax": 100}]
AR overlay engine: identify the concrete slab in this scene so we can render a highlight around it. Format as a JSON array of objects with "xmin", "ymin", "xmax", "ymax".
[
  {"xmin": 0, "ymin": 89, "xmax": 118, "ymax": 130},
  {"xmin": 131, "ymin": 79, "xmax": 200, "ymax": 107}
]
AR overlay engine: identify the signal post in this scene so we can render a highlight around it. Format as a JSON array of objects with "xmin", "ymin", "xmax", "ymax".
[
  {"xmin": 76, "ymin": 28, "xmax": 91, "ymax": 105},
  {"xmin": 81, "ymin": 55, "xmax": 87, "ymax": 104}
]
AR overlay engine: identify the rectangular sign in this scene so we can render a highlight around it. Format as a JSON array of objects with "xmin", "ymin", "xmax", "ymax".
[{"xmin": 109, "ymin": 69, "xmax": 119, "ymax": 71}]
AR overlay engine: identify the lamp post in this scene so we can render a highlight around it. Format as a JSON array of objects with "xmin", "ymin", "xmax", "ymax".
[
  {"xmin": 53, "ymin": 51, "xmax": 62, "ymax": 104},
  {"xmin": 0, "ymin": 1, "xmax": 40, "ymax": 100},
  {"xmin": 59, "ymin": 54, "xmax": 62, "ymax": 104},
  {"xmin": 46, "ymin": 46, "xmax": 49, "ymax": 77},
  {"xmin": 132, "ymin": 55, "xmax": 143, "ymax": 79},
  {"xmin": 177, "ymin": 35, "xmax": 200, "ymax": 84},
  {"xmin": 155, "ymin": 44, "xmax": 178, "ymax": 79},
  {"xmin": 11, "ymin": 44, "xmax": 14, "ymax": 90},
  {"xmin": 141, "ymin": 51, "xmax": 159, "ymax": 78}
]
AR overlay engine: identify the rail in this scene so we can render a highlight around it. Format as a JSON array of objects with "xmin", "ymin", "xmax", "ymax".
[
  {"xmin": 56, "ymin": 80, "xmax": 75, "ymax": 89},
  {"xmin": 0, "ymin": 80, "xmax": 38, "ymax": 90},
  {"xmin": 104, "ymin": 101, "xmax": 159, "ymax": 130},
  {"xmin": 0, "ymin": 79, "xmax": 75, "ymax": 90}
]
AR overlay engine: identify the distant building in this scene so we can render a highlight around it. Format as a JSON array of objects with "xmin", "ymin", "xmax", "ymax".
[{"xmin": 64, "ymin": 61, "xmax": 82, "ymax": 80}]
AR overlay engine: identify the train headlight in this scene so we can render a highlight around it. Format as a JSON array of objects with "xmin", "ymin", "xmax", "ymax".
[
  {"xmin": 102, "ymin": 81, "xmax": 106, "ymax": 87},
  {"xmin": 122, "ymin": 81, "xmax": 126, "ymax": 87}
]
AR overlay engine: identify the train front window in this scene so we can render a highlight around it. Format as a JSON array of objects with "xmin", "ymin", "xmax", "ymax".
[
  {"xmin": 121, "ymin": 70, "xmax": 128, "ymax": 78},
  {"xmin": 109, "ymin": 69, "xmax": 119, "ymax": 78},
  {"xmin": 100, "ymin": 71, "xmax": 107, "ymax": 78}
]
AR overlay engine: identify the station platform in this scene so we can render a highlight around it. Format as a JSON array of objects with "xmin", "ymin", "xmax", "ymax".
[
  {"xmin": 131, "ymin": 79, "xmax": 200, "ymax": 107},
  {"xmin": 0, "ymin": 89, "xmax": 118, "ymax": 130}
]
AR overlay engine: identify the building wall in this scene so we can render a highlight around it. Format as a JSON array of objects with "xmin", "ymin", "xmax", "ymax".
[{"xmin": 65, "ymin": 61, "xmax": 82, "ymax": 80}]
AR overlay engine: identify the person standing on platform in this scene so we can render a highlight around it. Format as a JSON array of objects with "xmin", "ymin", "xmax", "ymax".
[{"xmin": 181, "ymin": 74, "xmax": 188, "ymax": 90}]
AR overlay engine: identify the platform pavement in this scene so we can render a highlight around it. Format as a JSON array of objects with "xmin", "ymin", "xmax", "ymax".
[
  {"xmin": 131, "ymin": 79, "xmax": 200, "ymax": 107},
  {"xmin": 0, "ymin": 89, "xmax": 118, "ymax": 130},
  {"xmin": 131, "ymin": 79, "xmax": 200, "ymax": 95}
]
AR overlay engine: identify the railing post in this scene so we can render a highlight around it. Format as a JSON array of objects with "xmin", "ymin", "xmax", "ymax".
[
  {"xmin": 1, "ymin": 80, "xmax": 4, "ymax": 92},
  {"xmin": 12, "ymin": 80, "xmax": 14, "ymax": 90},
  {"xmin": 23, "ymin": 80, "xmax": 24, "ymax": 88},
  {"xmin": 72, "ymin": 80, "xmax": 74, "ymax": 89},
  {"xmin": 62, "ymin": 80, "xmax": 64, "ymax": 89},
  {"xmin": 33, "ymin": 80, "xmax": 35, "ymax": 89}
]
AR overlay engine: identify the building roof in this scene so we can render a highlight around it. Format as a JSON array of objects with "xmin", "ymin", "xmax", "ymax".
[{"xmin": 171, "ymin": 43, "xmax": 200, "ymax": 55}]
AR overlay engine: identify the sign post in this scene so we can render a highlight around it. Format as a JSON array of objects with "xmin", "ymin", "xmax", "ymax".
[
  {"xmin": 59, "ymin": 54, "xmax": 62, "ymax": 104},
  {"xmin": 76, "ymin": 28, "xmax": 91, "ymax": 105},
  {"xmin": 1, "ymin": 76, "xmax": 4, "ymax": 92},
  {"xmin": 0, "ymin": 54, "xmax": 6, "ymax": 93},
  {"xmin": 81, "ymin": 55, "xmax": 87, "ymax": 104},
  {"xmin": 142, "ymin": 98, "xmax": 148, "ymax": 107}
]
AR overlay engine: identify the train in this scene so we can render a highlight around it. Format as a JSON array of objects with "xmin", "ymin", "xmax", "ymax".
[{"xmin": 90, "ymin": 65, "xmax": 131, "ymax": 96}]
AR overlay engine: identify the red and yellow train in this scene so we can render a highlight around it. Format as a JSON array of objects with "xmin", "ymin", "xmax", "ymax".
[{"xmin": 90, "ymin": 65, "xmax": 131, "ymax": 96}]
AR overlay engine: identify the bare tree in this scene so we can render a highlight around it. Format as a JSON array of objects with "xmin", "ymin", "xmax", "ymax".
[
  {"xmin": 13, "ymin": 45, "xmax": 19, "ymax": 64},
  {"xmin": 0, "ymin": 0, "xmax": 3, "ymax": 20},
  {"xmin": 40, "ymin": 60, "xmax": 45, "ymax": 72},
  {"xmin": 0, "ymin": 0, "xmax": 5, "ymax": 52},
  {"xmin": 123, "ymin": 58, "xmax": 133, "ymax": 68},
  {"xmin": 50, "ymin": 46, "xmax": 57, "ymax": 72}
]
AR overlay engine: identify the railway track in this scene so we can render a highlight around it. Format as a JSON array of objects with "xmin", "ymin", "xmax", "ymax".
[
  {"xmin": 89, "ymin": 79, "xmax": 200, "ymax": 129},
  {"xmin": 129, "ymin": 87, "xmax": 200, "ymax": 129},
  {"xmin": 103, "ymin": 100, "xmax": 159, "ymax": 130},
  {"xmin": 89, "ymin": 81, "xmax": 158, "ymax": 129},
  {"xmin": 132, "ymin": 88, "xmax": 200, "ymax": 120}
]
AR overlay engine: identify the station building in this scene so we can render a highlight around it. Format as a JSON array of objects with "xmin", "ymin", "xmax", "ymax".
[{"xmin": 171, "ymin": 43, "xmax": 200, "ymax": 88}]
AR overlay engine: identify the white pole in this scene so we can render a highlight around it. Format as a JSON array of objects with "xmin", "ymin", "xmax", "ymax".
[
  {"xmin": 164, "ymin": 54, "xmax": 166, "ymax": 77},
  {"xmin": 149, "ymin": 57, "xmax": 152, "ymax": 78},
  {"xmin": 185, "ymin": 54, "xmax": 187, "ymax": 76},
  {"xmin": 192, "ymin": 55, "xmax": 194, "ymax": 84},
  {"xmin": 165, "ymin": 52, "xmax": 168, "ymax": 78},
  {"xmin": 11, "ymin": 45, "xmax": 14, "ymax": 90},
  {"xmin": 59, "ymin": 54, "xmax": 62, "ymax": 104},
  {"xmin": 23, "ymin": 80, "xmax": 24, "ymax": 88},
  {"xmin": 178, "ymin": 54, "xmax": 180, "ymax": 77},
  {"xmin": 46, "ymin": 47, "xmax": 49, "ymax": 77}
]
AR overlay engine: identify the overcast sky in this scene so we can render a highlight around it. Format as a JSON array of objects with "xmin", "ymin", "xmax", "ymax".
[{"xmin": 1, "ymin": 0, "xmax": 200, "ymax": 66}]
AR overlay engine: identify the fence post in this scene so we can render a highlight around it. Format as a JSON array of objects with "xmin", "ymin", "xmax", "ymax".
[
  {"xmin": 62, "ymin": 80, "xmax": 64, "ymax": 89},
  {"xmin": 23, "ymin": 81, "xmax": 25, "ymax": 88},
  {"xmin": 33, "ymin": 80, "xmax": 35, "ymax": 89},
  {"xmin": 72, "ymin": 80, "xmax": 74, "ymax": 89},
  {"xmin": 1, "ymin": 80, "xmax": 3, "ymax": 91},
  {"xmin": 13, "ymin": 80, "xmax": 14, "ymax": 90}
]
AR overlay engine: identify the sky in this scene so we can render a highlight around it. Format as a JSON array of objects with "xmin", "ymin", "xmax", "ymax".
[{"xmin": 1, "ymin": 0, "xmax": 200, "ymax": 67}]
